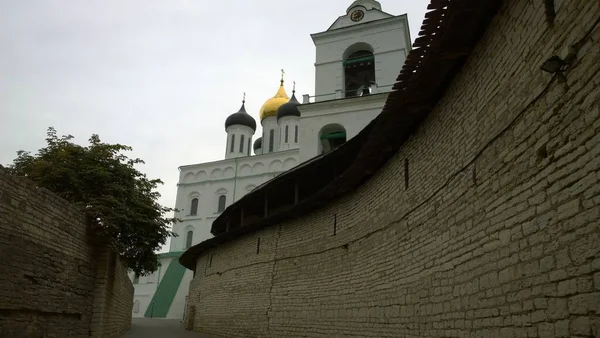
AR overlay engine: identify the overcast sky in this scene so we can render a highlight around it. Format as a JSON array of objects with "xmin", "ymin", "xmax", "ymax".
[{"xmin": 0, "ymin": 0, "xmax": 428, "ymax": 249}]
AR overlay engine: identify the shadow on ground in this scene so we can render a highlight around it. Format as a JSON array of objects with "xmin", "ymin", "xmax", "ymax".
[{"xmin": 123, "ymin": 318, "xmax": 216, "ymax": 338}]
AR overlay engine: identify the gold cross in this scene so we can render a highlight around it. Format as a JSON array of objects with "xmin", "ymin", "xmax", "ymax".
[{"xmin": 281, "ymin": 69, "xmax": 285, "ymax": 82}]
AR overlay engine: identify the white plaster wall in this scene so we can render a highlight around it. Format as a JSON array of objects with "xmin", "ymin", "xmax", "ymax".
[
  {"xmin": 166, "ymin": 269, "xmax": 194, "ymax": 319},
  {"xmin": 131, "ymin": 274, "xmax": 157, "ymax": 318},
  {"xmin": 328, "ymin": 5, "xmax": 392, "ymax": 31},
  {"xmin": 278, "ymin": 116, "xmax": 300, "ymax": 151},
  {"xmin": 312, "ymin": 16, "xmax": 409, "ymax": 101},
  {"xmin": 298, "ymin": 94, "xmax": 388, "ymax": 163},
  {"xmin": 132, "ymin": 294, "xmax": 153, "ymax": 318},
  {"xmin": 173, "ymin": 149, "xmax": 300, "ymax": 249},
  {"xmin": 261, "ymin": 116, "xmax": 280, "ymax": 154},
  {"xmin": 130, "ymin": 256, "xmax": 171, "ymax": 318},
  {"xmin": 225, "ymin": 125, "xmax": 254, "ymax": 159}
]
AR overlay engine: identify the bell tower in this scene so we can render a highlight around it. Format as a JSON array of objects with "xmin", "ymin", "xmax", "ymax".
[{"xmin": 310, "ymin": 1, "xmax": 411, "ymax": 102}]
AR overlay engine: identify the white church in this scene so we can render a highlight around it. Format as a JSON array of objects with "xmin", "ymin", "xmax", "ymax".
[{"xmin": 130, "ymin": 0, "xmax": 412, "ymax": 319}]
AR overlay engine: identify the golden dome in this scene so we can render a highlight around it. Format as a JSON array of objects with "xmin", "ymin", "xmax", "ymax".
[{"xmin": 259, "ymin": 80, "xmax": 289, "ymax": 120}]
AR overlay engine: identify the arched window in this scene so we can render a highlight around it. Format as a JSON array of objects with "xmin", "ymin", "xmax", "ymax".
[
  {"xmin": 285, "ymin": 125, "xmax": 289, "ymax": 143},
  {"xmin": 343, "ymin": 45, "xmax": 375, "ymax": 98},
  {"xmin": 319, "ymin": 124, "xmax": 347, "ymax": 154},
  {"xmin": 247, "ymin": 138, "xmax": 251, "ymax": 156},
  {"xmin": 230, "ymin": 134, "xmax": 235, "ymax": 153},
  {"xmin": 295, "ymin": 125, "xmax": 299, "ymax": 143},
  {"xmin": 133, "ymin": 300, "xmax": 140, "ymax": 313},
  {"xmin": 190, "ymin": 198, "xmax": 198, "ymax": 216},
  {"xmin": 185, "ymin": 230, "xmax": 193, "ymax": 249},
  {"xmin": 218, "ymin": 195, "xmax": 226, "ymax": 213},
  {"xmin": 269, "ymin": 130, "xmax": 274, "ymax": 153},
  {"xmin": 240, "ymin": 135, "xmax": 245, "ymax": 153}
]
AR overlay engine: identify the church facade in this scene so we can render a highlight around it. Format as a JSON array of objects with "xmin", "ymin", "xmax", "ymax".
[{"xmin": 130, "ymin": 0, "xmax": 412, "ymax": 319}]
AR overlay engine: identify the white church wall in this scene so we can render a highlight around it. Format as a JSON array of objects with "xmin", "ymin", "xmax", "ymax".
[
  {"xmin": 328, "ymin": 5, "xmax": 392, "ymax": 31},
  {"xmin": 278, "ymin": 116, "xmax": 300, "ymax": 151},
  {"xmin": 166, "ymin": 269, "xmax": 194, "ymax": 319},
  {"xmin": 298, "ymin": 93, "xmax": 388, "ymax": 163},
  {"xmin": 132, "ymin": 293, "xmax": 153, "ymax": 318},
  {"xmin": 130, "ymin": 256, "xmax": 171, "ymax": 318},
  {"xmin": 225, "ymin": 125, "xmax": 254, "ymax": 159},
  {"xmin": 312, "ymin": 15, "xmax": 409, "ymax": 102},
  {"xmin": 174, "ymin": 148, "xmax": 300, "ymax": 249},
  {"xmin": 261, "ymin": 116, "xmax": 279, "ymax": 154}
]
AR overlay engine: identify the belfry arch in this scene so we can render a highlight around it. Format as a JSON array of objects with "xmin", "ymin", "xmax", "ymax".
[{"xmin": 343, "ymin": 42, "xmax": 376, "ymax": 98}]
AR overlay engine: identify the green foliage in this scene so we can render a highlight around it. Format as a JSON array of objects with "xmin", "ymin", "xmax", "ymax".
[{"xmin": 7, "ymin": 127, "xmax": 178, "ymax": 275}]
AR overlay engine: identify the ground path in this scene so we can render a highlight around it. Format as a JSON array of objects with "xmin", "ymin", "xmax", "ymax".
[{"xmin": 123, "ymin": 318, "xmax": 217, "ymax": 338}]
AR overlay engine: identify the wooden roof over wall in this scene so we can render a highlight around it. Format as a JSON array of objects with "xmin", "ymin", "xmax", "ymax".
[{"xmin": 180, "ymin": 0, "xmax": 504, "ymax": 270}]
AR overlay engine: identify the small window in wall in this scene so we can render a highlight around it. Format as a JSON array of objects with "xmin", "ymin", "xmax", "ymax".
[
  {"xmin": 185, "ymin": 231, "xmax": 193, "ymax": 249},
  {"xmin": 230, "ymin": 134, "xmax": 235, "ymax": 153},
  {"xmin": 285, "ymin": 125, "xmax": 289, "ymax": 143},
  {"xmin": 240, "ymin": 135, "xmax": 245, "ymax": 153},
  {"xmin": 190, "ymin": 198, "xmax": 198, "ymax": 216},
  {"xmin": 294, "ymin": 125, "xmax": 298, "ymax": 143},
  {"xmin": 133, "ymin": 274, "xmax": 139, "ymax": 284},
  {"xmin": 247, "ymin": 138, "xmax": 251, "ymax": 156},
  {"xmin": 269, "ymin": 130, "xmax": 274, "ymax": 153},
  {"xmin": 218, "ymin": 195, "xmax": 226, "ymax": 213},
  {"xmin": 133, "ymin": 300, "xmax": 140, "ymax": 313}
]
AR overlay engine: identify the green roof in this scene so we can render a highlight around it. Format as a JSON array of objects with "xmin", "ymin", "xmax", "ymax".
[
  {"xmin": 157, "ymin": 251, "xmax": 184, "ymax": 259},
  {"xmin": 343, "ymin": 55, "xmax": 374, "ymax": 66},
  {"xmin": 144, "ymin": 258, "xmax": 186, "ymax": 318},
  {"xmin": 320, "ymin": 132, "xmax": 346, "ymax": 140}
]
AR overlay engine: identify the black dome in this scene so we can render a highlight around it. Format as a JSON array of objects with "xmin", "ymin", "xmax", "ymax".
[
  {"xmin": 253, "ymin": 137, "xmax": 262, "ymax": 151},
  {"xmin": 276, "ymin": 92, "xmax": 301, "ymax": 120},
  {"xmin": 225, "ymin": 103, "xmax": 257, "ymax": 131}
]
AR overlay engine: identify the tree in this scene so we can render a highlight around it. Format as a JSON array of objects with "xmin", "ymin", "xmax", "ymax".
[{"xmin": 7, "ymin": 127, "xmax": 178, "ymax": 275}]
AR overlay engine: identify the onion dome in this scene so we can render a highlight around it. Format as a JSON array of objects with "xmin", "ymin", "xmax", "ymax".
[
  {"xmin": 225, "ymin": 95, "xmax": 257, "ymax": 131},
  {"xmin": 259, "ymin": 72, "xmax": 289, "ymax": 121},
  {"xmin": 277, "ymin": 82, "xmax": 301, "ymax": 121},
  {"xmin": 253, "ymin": 137, "xmax": 262, "ymax": 151}
]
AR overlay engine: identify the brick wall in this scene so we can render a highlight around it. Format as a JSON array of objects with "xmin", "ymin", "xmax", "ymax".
[
  {"xmin": 186, "ymin": 0, "xmax": 600, "ymax": 337},
  {"xmin": 0, "ymin": 169, "xmax": 133, "ymax": 338}
]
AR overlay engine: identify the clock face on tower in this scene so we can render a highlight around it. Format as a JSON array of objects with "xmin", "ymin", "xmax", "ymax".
[{"xmin": 350, "ymin": 9, "xmax": 365, "ymax": 22}]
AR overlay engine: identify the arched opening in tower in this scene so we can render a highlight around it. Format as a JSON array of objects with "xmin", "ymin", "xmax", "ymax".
[
  {"xmin": 343, "ymin": 50, "xmax": 375, "ymax": 98},
  {"xmin": 319, "ymin": 124, "xmax": 347, "ymax": 154}
]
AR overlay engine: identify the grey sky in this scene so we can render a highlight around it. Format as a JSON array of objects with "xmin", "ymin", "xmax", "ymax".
[{"xmin": 0, "ymin": 0, "xmax": 428, "ymax": 249}]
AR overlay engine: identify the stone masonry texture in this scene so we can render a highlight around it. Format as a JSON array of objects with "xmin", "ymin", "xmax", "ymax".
[
  {"xmin": 186, "ymin": 0, "xmax": 600, "ymax": 337},
  {"xmin": 0, "ymin": 169, "xmax": 134, "ymax": 338}
]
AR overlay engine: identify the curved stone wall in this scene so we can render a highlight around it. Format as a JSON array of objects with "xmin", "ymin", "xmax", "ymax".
[{"xmin": 185, "ymin": 1, "xmax": 600, "ymax": 336}]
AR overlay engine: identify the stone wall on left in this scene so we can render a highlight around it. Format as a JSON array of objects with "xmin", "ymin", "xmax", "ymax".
[{"xmin": 0, "ymin": 168, "xmax": 133, "ymax": 338}]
